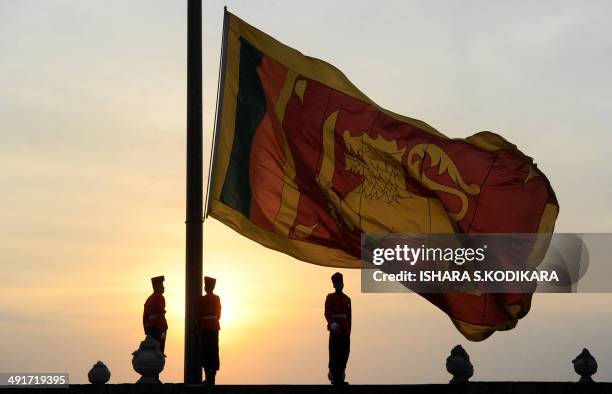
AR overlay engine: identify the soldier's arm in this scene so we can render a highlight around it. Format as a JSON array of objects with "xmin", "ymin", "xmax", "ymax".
[
  {"xmin": 151, "ymin": 295, "xmax": 165, "ymax": 316},
  {"xmin": 160, "ymin": 295, "xmax": 166, "ymax": 314},
  {"xmin": 143, "ymin": 297, "xmax": 151, "ymax": 325},
  {"xmin": 144, "ymin": 296, "xmax": 158, "ymax": 316},
  {"xmin": 144, "ymin": 295, "xmax": 164, "ymax": 325},
  {"xmin": 324, "ymin": 294, "xmax": 332, "ymax": 324},
  {"xmin": 347, "ymin": 296, "xmax": 352, "ymax": 328},
  {"xmin": 217, "ymin": 297, "xmax": 222, "ymax": 320}
]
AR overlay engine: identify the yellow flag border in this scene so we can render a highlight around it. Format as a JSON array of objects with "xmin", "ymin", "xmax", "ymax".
[{"xmin": 209, "ymin": 200, "xmax": 361, "ymax": 268}]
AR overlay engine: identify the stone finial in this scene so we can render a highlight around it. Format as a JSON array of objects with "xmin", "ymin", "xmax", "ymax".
[
  {"xmin": 88, "ymin": 361, "xmax": 111, "ymax": 384},
  {"xmin": 132, "ymin": 335, "xmax": 166, "ymax": 384},
  {"xmin": 572, "ymin": 348, "xmax": 597, "ymax": 383},
  {"xmin": 446, "ymin": 345, "xmax": 474, "ymax": 384}
]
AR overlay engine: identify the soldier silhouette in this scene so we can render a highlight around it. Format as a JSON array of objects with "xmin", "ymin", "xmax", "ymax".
[
  {"xmin": 143, "ymin": 276, "xmax": 168, "ymax": 382},
  {"xmin": 325, "ymin": 272, "xmax": 351, "ymax": 385},
  {"xmin": 197, "ymin": 276, "xmax": 221, "ymax": 385},
  {"xmin": 143, "ymin": 276, "xmax": 168, "ymax": 351}
]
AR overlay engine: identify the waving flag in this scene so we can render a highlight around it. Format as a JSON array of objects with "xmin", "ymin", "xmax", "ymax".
[{"xmin": 207, "ymin": 10, "xmax": 559, "ymax": 341}]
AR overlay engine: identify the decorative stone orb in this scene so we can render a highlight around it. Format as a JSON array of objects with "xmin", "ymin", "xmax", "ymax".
[
  {"xmin": 446, "ymin": 344, "xmax": 474, "ymax": 383},
  {"xmin": 132, "ymin": 335, "xmax": 165, "ymax": 384},
  {"xmin": 88, "ymin": 361, "xmax": 111, "ymax": 384},
  {"xmin": 573, "ymin": 348, "xmax": 597, "ymax": 383}
]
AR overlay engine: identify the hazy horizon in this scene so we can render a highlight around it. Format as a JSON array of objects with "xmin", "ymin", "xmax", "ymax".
[{"xmin": 2, "ymin": 0, "xmax": 612, "ymax": 384}]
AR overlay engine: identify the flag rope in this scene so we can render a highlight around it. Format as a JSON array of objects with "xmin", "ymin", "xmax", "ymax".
[{"xmin": 204, "ymin": 7, "xmax": 229, "ymax": 219}]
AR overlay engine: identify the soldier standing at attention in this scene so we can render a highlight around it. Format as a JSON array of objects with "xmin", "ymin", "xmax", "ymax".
[
  {"xmin": 143, "ymin": 276, "xmax": 168, "ymax": 353},
  {"xmin": 325, "ymin": 272, "xmax": 351, "ymax": 385},
  {"xmin": 197, "ymin": 276, "xmax": 221, "ymax": 385}
]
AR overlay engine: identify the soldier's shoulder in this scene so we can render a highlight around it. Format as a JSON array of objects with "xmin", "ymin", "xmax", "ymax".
[
  {"xmin": 145, "ymin": 292, "xmax": 162, "ymax": 305},
  {"xmin": 202, "ymin": 293, "xmax": 220, "ymax": 302}
]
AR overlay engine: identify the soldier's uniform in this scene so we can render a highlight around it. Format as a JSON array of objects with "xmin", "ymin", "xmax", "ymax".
[
  {"xmin": 143, "ymin": 276, "xmax": 168, "ymax": 353},
  {"xmin": 325, "ymin": 272, "xmax": 351, "ymax": 385},
  {"xmin": 197, "ymin": 276, "xmax": 221, "ymax": 385}
]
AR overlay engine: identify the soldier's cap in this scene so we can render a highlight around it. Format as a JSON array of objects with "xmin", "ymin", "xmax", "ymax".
[
  {"xmin": 151, "ymin": 276, "xmax": 165, "ymax": 285},
  {"xmin": 331, "ymin": 272, "xmax": 343, "ymax": 284},
  {"xmin": 204, "ymin": 276, "xmax": 216, "ymax": 286}
]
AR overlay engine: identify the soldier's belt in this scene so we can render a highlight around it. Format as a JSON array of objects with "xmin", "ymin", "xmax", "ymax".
[
  {"xmin": 201, "ymin": 316, "xmax": 218, "ymax": 320},
  {"xmin": 331, "ymin": 314, "xmax": 348, "ymax": 318}
]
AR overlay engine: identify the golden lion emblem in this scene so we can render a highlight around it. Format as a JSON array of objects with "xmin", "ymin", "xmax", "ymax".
[{"xmin": 316, "ymin": 110, "xmax": 480, "ymax": 233}]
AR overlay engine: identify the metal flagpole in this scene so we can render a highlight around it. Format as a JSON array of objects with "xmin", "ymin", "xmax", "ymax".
[{"xmin": 185, "ymin": 0, "xmax": 203, "ymax": 384}]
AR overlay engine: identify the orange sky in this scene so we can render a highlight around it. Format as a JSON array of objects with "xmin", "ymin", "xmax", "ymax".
[{"xmin": 2, "ymin": 0, "xmax": 612, "ymax": 384}]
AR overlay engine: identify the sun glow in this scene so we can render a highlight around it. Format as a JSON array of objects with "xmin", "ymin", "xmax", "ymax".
[
  {"xmin": 166, "ymin": 291, "xmax": 242, "ymax": 328},
  {"xmin": 218, "ymin": 294, "xmax": 240, "ymax": 328},
  {"xmin": 163, "ymin": 263, "xmax": 255, "ymax": 334}
]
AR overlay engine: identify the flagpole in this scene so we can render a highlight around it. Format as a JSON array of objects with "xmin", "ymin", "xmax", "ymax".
[{"xmin": 185, "ymin": 0, "xmax": 203, "ymax": 384}]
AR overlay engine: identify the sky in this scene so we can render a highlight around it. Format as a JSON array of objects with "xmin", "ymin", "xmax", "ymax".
[{"xmin": 1, "ymin": 0, "xmax": 612, "ymax": 385}]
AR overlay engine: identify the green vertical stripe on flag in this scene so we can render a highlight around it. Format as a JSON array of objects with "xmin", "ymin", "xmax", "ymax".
[{"xmin": 220, "ymin": 38, "xmax": 266, "ymax": 216}]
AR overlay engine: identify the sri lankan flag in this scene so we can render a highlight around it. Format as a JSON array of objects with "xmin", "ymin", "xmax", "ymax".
[{"xmin": 207, "ymin": 10, "xmax": 559, "ymax": 341}]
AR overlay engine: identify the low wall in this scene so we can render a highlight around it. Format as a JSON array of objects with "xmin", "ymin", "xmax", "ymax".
[{"xmin": 2, "ymin": 383, "xmax": 611, "ymax": 394}]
